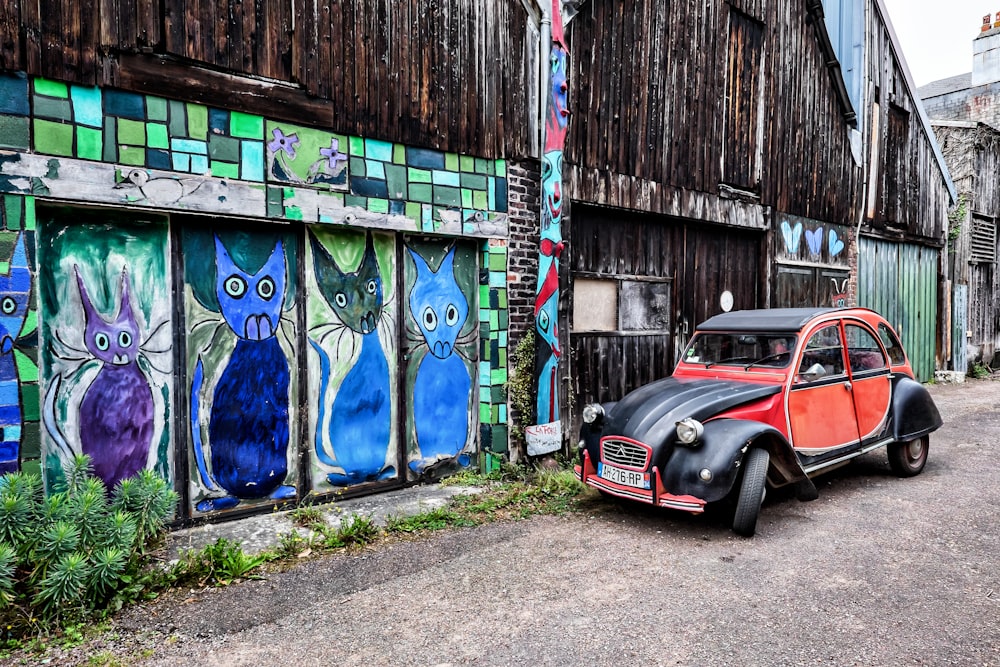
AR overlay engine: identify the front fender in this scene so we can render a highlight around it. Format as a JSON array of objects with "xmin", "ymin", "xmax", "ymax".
[
  {"xmin": 892, "ymin": 376, "xmax": 943, "ymax": 441},
  {"xmin": 660, "ymin": 419, "xmax": 814, "ymax": 503}
]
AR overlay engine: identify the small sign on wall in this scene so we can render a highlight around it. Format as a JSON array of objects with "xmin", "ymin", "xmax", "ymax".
[{"xmin": 526, "ymin": 421, "xmax": 562, "ymax": 456}]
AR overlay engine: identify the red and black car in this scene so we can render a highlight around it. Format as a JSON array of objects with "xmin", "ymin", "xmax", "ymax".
[{"xmin": 575, "ymin": 307, "xmax": 942, "ymax": 536}]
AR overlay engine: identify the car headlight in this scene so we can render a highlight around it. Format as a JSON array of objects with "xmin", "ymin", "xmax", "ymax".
[
  {"xmin": 675, "ymin": 418, "xmax": 704, "ymax": 445},
  {"xmin": 582, "ymin": 404, "xmax": 604, "ymax": 424}
]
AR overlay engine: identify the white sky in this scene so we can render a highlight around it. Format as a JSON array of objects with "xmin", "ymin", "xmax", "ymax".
[{"xmin": 881, "ymin": 0, "xmax": 995, "ymax": 87}]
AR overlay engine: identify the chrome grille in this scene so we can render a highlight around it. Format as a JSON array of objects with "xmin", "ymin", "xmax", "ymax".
[{"xmin": 601, "ymin": 438, "xmax": 649, "ymax": 469}]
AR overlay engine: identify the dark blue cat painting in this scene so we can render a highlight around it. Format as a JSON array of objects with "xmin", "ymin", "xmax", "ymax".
[
  {"xmin": 406, "ymin": 245, "xmax": 472, "ymax": 473},
  {"xmin": 191, "ymin": 235, "xmax": 296, "ymax": 512},
  {"xmin": 309, "ymin": 230, "xmax": 395, "ymax": 486},
  {"xmin": 0, "ymin": 233, "xmax": 32, "ymax": 474}
]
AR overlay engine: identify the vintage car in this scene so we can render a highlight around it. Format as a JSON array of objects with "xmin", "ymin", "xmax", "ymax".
[{"xmin": 575, "ymin": 307, "xmax": 942, "ymax": 536}]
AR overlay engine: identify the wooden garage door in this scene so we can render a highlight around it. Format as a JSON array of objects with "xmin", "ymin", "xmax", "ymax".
[{"xmin": 569, "ymin": 206, "xmax": 763, "ymax": 412}]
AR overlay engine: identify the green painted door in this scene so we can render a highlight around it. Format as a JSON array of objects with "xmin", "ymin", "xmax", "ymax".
[{"xmin": 857, "ymin": 237, "xmax": 938, "ymax": 382}]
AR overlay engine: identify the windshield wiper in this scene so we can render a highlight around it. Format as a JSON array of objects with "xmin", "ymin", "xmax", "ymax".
[{"xmin": 744, "ymin": 352, "xmax": 788, "ymax": 370}]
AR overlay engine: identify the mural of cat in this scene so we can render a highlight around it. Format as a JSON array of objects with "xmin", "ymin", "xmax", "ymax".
[
  {"xmin": 309, "ymin": 230, "xmax": 395, "ymax": 486},
  {"xmin": 0, "ymin": 233, "xmax": 32, "ymax": 474},
  {"xmin": 190, "ymin": 235, "xmax": 296, "ymax": 512},
  {"xmin": 44, "ymin": 266, "xmax": 155, "ymax": 490},
  {"xmin": 406, "ymin": 245, "xmax": 472, "ymax": 473}
]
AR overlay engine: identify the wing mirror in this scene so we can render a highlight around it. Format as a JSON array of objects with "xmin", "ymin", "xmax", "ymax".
[{"xmin": 799, "ymin": 363, "xmax": 827, "ymax": 383}]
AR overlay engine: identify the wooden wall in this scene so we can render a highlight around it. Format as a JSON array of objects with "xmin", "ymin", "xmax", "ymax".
[
  {"xmin": 564, "ymin": 0, "xmax": 951, "ymax": 240},
  {"xmin": 0, "ymin": 0, "xmax": 534, "ymax": 158}
]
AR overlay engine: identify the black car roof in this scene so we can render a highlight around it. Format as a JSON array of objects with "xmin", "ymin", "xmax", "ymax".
[{"xmin": 697, "ymin": 307, "xmax": 841, "ymax": 332}]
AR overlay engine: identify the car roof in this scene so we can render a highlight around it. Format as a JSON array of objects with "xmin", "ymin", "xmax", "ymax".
[{"xmin": 697, "ymin": 307, "xmax": 844, "ymax": 332}]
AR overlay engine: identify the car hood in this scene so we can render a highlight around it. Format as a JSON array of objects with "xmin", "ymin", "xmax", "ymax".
[{"xmin": 604, "ymin": 377, "xmax": 782, "ymax": 447}]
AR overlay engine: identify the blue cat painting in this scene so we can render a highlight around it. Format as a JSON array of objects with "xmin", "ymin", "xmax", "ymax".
[
  {"xmin": 406, "ymin": 245, "xmax": 472, "ymax": 473},
  {"xmin": 191, "ymin": 235, "xmax": 296, "ymax": 512},
  {"xmin": 309, "ymin": 230, "xmax": 395, "ymax": 486},
  {"xmin": 0, "ymin": 233, "xmax": 31, "ymax": 474}
]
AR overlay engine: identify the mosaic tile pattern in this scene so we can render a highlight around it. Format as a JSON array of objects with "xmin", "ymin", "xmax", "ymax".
[
  {"xmin": 0, "ymin": 194, "xmax": 40, "ymax": 474},
  {"xmin": 21, "ymin": 77, "xmax": 506, "ymax": 233},
  {"xmin": 478, "ymin": 239, "xmax": 509, "ymax": 470}
]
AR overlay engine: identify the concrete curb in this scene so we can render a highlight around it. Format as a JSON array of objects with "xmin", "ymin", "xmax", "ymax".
[{"xmin": 163, "ymin": 483, "xmax": 483, "ymax": 560}]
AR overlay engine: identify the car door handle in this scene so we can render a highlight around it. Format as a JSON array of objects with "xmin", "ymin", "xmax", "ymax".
[{"xmin": 844, "ymin": 382, "xmax": 852, "ymax": 391}]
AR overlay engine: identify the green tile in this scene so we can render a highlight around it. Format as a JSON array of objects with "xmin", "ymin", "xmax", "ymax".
[
  {"xmin": 345, "ymin": 195, "xmax": 367, "ymax": 208},
  {"xmin": 409, "ymin": 183, "xmax": 432, "ymax": 203},
  {"xmin": 460, "ymin": 173, "xmax": 488, "ymax": 190},
  {"xmin": 187, "ymin": 103, "xmax": 208, "ymax": 139},
  {"xmin": 489, "ymin": 252, "xmax": 505, "ymax": 271},
  {"xmin": 393, "ymin": 144, "xmax": 406, "ymax": 164},
  {"xmin": 118, "ymin": 145, "xmax": 145, "ymax": 166},
  {"xmin": 405, "ymin": 202, "xmax": 421, "ymax": 219},
  {"xmin": 33, "ymin": 79, "xmax": 68, "ymax": 98},
  {"xmin": 266, "ymin": 185, "xmax": 283, "ymax": 217},
  {"xmin": 102, "ymin": 117, "xmax": 118, "ymax": 162},
  {"xmin": 368, "ymin": 198, "xmax": 389, "ymax": 214},
  {"xmin": 168, "ymin": 100, "xmax": 187, "ymax": 136},
  {"xmin": 117, "ymin": 118, "xmax": 145, "ymax": 146},
  {"xmin": 384, "ymin": 164, "xmax": 408, "ymax": 199},
  {"xmin": 474, "ymin": 158, "xmax": 490, "ymax": 174},
  {"xmin": 495, "ymin": 160, "xmax": 506, "ymax": 177},
  {"xmin": 32, "ymin": 119, "xmax": 73, "ymax": 156},
  {"xmin": 146, "ymin": 123, "xmax": 169, "ymax": 149},
  {"xmin": 461, "ymin": 189, "xmax": 473, "ymax": 208},
  {"xmin": 349, "ymin": 136, "xmax": 364, "ymax": 155},
  {"xmin": 408, "ymin": 167, "xmax": 431, "ymax": 184},
  {"xmin": 210, "ymin": 160, "xmax": 239, "ymax": 179},
  {"xmin": 444, "ymin": 152, "xmax": 459, "ymax": 171},
  {"xmin": 146, "ymin": 96, "xmax": 168, "ymax": 122},
  {"xmin": 209, "ymin": 135, "xmax": 240, "ymax": 162},
  {"xmin": 433, "ymin": 186, "xmax": 461, "ymax": 207},
  {"xmin": 460, "ymin": 155, "xmax": 475, "ymax": 172},
  {"xmin": 3, "ymin": 196, "xmax": 22, "ymax": 230},
  {"xmin": 473, "ymin": 190, "xmax": 488, "ymax": 209},
  {"xmin": 230, "ymin": 112, "xmax": 263, "ymax": 139},
  {"xmin": 350, "ymin": 157, "xmax": 366, "ymax": 177},
  {"xmin": 0, "ymin": 115, "xmax": 30, "ymax": 150},
  {"xmin": 33, "ymin": 96, "xmax": 72, "ymax": 121},
  {"xmin": 22, "ymin": 196, "xmax": 34, "ymax": 230},
  {"xmin": 76, "ymin": 126, "xmax": 102, "ymax": 160}
]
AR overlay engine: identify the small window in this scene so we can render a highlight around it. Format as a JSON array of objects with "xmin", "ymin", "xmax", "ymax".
[
  {"xmin": 877, "ymin": 323, "xmax": 907, "ymax": 365},
  {"xmin": 798, "ymin": 324, "xmax": 845, "ymax": 378},
  {"xmin": 572, "ymin": 277, "xmax": 671, "ymax": 333},
  {"xmin": 845, "ymin": 324, "xmax": 887, "ymax": 372}
]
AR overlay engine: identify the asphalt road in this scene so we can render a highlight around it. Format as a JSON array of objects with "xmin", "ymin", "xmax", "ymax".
[{"xmin": 19, "ymin": 380, "xmax": 1000, "ymax": 666}]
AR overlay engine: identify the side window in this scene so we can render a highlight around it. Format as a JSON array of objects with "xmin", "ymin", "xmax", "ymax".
[
  {"xmin": 798, "ymin": 324, "xmax": 846, "ymax": 379},
  {"xmin": 846, "ymin": 324, "xmax": 887, "ymax": 372},
  {"xmin": 877, "ymin": 323, "xmax": 907, "ymax": 365}
]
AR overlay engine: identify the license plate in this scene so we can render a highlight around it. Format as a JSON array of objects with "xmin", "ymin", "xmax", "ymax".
[{"xmin": 598, "ymin": 462, "xmax": 650, "ymax": 489}]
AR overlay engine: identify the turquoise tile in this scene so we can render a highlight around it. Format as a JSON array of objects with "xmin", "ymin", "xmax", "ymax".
[
  {"xmin": 241, "ymin": 140, "xmax": 264, "ymax": 181},
  {"xmin": 365, "ymin": 159, "xmax": 385, "ymax": 180},
  {"xmin": 70, "ymin": 85, "xmax": 103, "ymax": 128},
  {"xmin": 364, "ymin": 138, "xmax": 393, "ymax": 162},
  {"xmin": 172, "ymin": 153, "xmax": 191, "ymax": 171},
  {"xmin": 432, "ymin": 170, "xmax": 460, "ymax": 187},
  {"xmin": 171, "ymin": 138, "xmax": 208, "ymax": 154},
  {"xmin": 191, "ymin": 154, "xmax": 209, "ymax": 173}
]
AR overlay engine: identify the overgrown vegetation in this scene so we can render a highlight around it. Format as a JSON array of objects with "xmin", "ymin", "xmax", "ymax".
[
  {"xmin": 506, "ymin": 329, "xmax": 537, "ymax": 442},
  {"xmin": 970, "ymin": 361, "xmax": 993, "ymax": 379},
  {"xmin": 0, "ymin": 455, "xmax": 177, "ymax": 639},
  {"xmin": 0, "ymin": 457, "xmax": 588, "ymax": 658},
  {"xmin": 948, "ymin": 194, "xmax": 968, "ymax": 242}
]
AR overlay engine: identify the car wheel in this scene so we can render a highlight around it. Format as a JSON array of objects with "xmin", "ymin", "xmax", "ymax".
[
  {"xmin": 887, "ymin": 435, "xmax": 928, "ymax": 477},
  {"xmin": 732, "ymin": 448, "xmax": 769, "ymax": 537}
]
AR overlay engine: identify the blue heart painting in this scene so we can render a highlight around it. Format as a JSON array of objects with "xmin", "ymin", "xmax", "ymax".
[
  {"xmin": 780, "ymin": 220, "xmax": 802, "ymax": 255},
  {"xmin": 805, "ymin": 227, "xmax": 824, "ymax": 256},
  {"xmin": 829, "ymin": 230, "xmax": 845, "ymax": 257}
]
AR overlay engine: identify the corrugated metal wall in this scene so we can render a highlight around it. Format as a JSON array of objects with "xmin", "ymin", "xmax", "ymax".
[{"xmin": 857, "ymin": 237, "xmax": 939, "ymax": 381}]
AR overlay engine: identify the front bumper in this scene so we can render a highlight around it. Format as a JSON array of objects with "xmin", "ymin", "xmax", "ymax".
[{"xmin": 575, "ymin": 449, "xmax": 707, "ymax": 514}]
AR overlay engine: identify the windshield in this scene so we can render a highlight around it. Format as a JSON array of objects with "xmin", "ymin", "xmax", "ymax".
[{"xmin": 681, "ymin": 332, "xmax": 797, "ymax": 368}]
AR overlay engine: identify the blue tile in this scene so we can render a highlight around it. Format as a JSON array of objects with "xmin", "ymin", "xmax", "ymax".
[
  {"xmin": 389, "ymin": 200, "xmax": 406, "ymax": 215},
  {"xmin": 432, "ymin": 170, "xmax": 460, "ymax": 187},
  {"xmin": 0, "ymin": 74, "xmax": 29, "ymax": 115},
  {"xmin": 172, "ymin": 152, "xmax": 191, "ymax": 171},
  {"xmin": 209, "ymin": 108, "xmax": 229, "ymax": 135},
  {"xmin": 364, "ymin": 138, "xmax": 393, "ymax": 162},
  {"xmin": 71, "ymin": 85, "xmax": 103, "ymax": 128},
  {"xmin": 171, "ymin": 138, "xmax": 208, "ymax": 154},
  {"xmin": 350, "ymin": 177, "xmax": 389, "ymax": 198},
  {"xmin": 147, "ymin": 148, "xmax": 171, "ymax": 170},
  {"xmin": 494, "ymin": 178, "xmax": 508, "ymax": 213},
  {"xmin": 241, "ymin": 140, "xmax": 264, "ymax": 181},
  {"xmin": 104, "ymin": 89, "xmax": 146, "ymax": 120},
  {"xmin": 406, "ymin": 147, "xmax": 445, "ymax": 170}
]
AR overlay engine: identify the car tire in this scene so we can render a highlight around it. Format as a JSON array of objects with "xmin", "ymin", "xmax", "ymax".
[
  {"xmin": 887, "ymin": 435, "xmax": 928, "ymax": 477},
  {"xmin": 732, "ymin": 448, "xmax": 769, "ymax": 537}
]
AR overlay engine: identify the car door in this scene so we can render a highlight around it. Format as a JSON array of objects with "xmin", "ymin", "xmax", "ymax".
[
  {"xmin": 844, "ymin": 322, "xmax": 892, "ymax": 442},
  {"xmin": 786, "ymin": 321, "xmax": 862, "ymax": 455}
]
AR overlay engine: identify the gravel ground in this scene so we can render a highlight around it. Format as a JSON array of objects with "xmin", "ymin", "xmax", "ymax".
[{"xmin": 7, "ymin": 379, "xmax": 999, "ymax": 667}]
